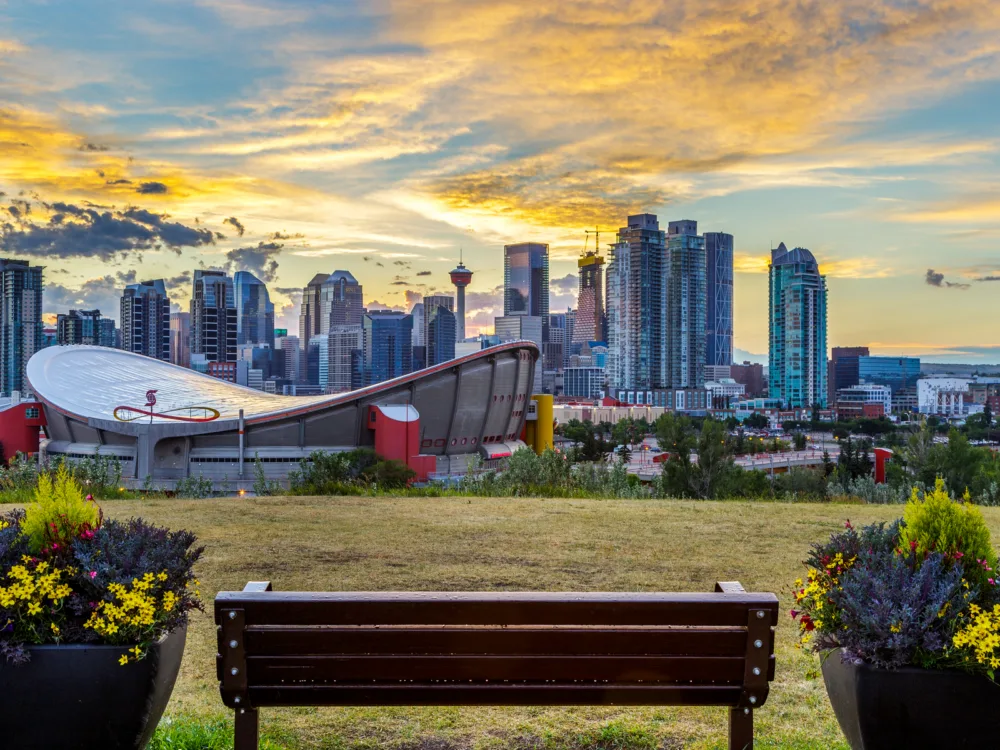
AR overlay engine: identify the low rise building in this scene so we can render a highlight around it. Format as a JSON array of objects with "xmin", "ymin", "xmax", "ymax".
[{"xmin": 836, "ymin": 384, "xmax": 891, "ymax": 419}]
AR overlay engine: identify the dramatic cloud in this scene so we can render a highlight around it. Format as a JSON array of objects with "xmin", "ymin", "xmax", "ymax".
[
  {"xmin": 135, "ymin": 181, "xmax": 169, "ymax": 194},
  {"xmin": 925, "ymin": 268, "xmax": 970, "ymax": 290},
  {"xmin": 0, "ymin": 198, "xmax": 215, "ymax": 260},
  {"xmin": 223, "ymin": 216, "xmax": 245, "ymax": 236},
  {"xmin": 225, "ymin": 241, "xmax": 283, "ymax": 282},
  {"xmin": 416, "ymin": 270, "xmax": 432, "ymax": 276},
  {"xmin": 43, "ymin": 269, "xmax": 142, "ymax": 317}
]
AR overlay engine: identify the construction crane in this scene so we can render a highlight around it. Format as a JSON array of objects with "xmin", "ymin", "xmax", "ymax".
[{"xmin": 584, "ymin": 227, "xmax": 604, "ymax": 256}]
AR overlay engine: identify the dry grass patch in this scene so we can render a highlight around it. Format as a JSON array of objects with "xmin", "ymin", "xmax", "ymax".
[{"xmin": 7, "ymin": 495, "xmax": 977, "ymax": 748}]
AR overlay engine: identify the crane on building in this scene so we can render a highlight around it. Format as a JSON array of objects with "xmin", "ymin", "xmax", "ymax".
[{"xmin": 584, "ymin": 227, "xmax": 604, "ymax": 256}]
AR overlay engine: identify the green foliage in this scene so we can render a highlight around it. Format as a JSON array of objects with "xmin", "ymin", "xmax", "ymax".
[
  {"xmin": 899, "ymin": 479, "xmax": 999, "ymax": 590},
  {"xmin": 148, "ymin": 715, "xmax": 290, "ymax": 750},
  {"xmin": 362, "ymin": 459, "xmax": 416, "ymax": 489},
  {"xmin": 288, "ymin": 448, "xmax": 415, "ymax": 495},
  {"xmin": 836, "ymin": 436, "xmax": 873, "ymax": 483},
  {"xmin": 174, "ymin": 475, "xmax": 214, "ymax": 499},
  {"xmin": 744, "ymin": 412, "xmax": 768, "ymax": 429},
  {"xmin": 773, "ymin": 467, "xmax": 829, "ymax": 502},
  {"xmin": 793, "ymin": 432, "xmax": 808, "ymax": 451},
  {"xmin": 252, "ymin": 454, "xmax": 282, "ymax": 497},
  {"xmin": 21, "ymin": 464, "xmax": 101, "ymax": 553}
]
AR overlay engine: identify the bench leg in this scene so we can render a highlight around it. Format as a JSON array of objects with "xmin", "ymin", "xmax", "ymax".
[
  {"xmin": 235, "ymin": 707, "xmax": 259, "ymax": 750},
  {"xmin": 729, "ymin": 707, "xmax": 753, "ymax": 750}
]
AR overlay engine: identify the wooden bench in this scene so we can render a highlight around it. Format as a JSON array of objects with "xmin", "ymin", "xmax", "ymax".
[{"xmin": 215, "ymin": 581, "xmax": 778, "ymax": 750}]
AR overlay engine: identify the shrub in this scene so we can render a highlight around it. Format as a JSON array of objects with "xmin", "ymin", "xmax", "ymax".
[
  {"xmin": 174, "ymin": 474, "xmax": 214, "ymax": 499},
  {"xmin": 21, "ymin": 463, "xmax": 101, "ymax": 554},
  {"xmin": 898, "ymin": 478, "xmax": 998, "ymax": 590}
]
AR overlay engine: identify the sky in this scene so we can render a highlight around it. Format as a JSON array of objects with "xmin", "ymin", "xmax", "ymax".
[{"xmin": 2, "ymin": 0, "xmax": 1000, "ymax": 363}]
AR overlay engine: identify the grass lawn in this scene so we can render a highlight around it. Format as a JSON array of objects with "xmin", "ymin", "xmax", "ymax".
[{"xmin": 9, "ymin": 495, "xmax": 986, "ymax": 749}]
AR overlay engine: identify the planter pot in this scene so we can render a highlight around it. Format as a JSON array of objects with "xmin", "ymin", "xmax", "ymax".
[
  {"xmin": 822, "ymin": 647, "xmax": 1000, "ymax": 749},
  {"xmin": 0, "ymin": 625, "xmax": 186, "ymax": 750}
]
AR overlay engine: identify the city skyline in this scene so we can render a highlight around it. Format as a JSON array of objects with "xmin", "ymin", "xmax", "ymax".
[{"xmin": 2, "ymin": 2, "xmax": 1000, "ymax": 362}]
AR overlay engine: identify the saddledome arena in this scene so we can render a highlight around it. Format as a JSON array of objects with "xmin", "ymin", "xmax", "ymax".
[{"xmin": 26, "ymin": 342, "xmax": 540, "ymax": 490}]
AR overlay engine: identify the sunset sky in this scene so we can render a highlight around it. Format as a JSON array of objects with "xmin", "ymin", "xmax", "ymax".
[{"xmin": 2, "ymin": 0, "xmax": 1000, "ymax": 362}]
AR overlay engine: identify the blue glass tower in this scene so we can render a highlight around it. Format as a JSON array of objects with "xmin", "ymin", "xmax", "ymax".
[
  {"xmin": 363, "ymin": 310, "xmax": 413, "ymax": 386},
  {"xmin": 234, "ymin": 271, "xmax": 275, "ymax": 348},
  {"xmin": 704, "ymin": 232, "xmax": 734, "ymax": 367},
  {"xmin": 768, "ymin": 244, "xmax": 828, "ymax": 408}
]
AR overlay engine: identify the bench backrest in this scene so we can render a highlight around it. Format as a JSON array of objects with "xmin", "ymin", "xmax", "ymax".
[{"xmin": 216, "ymin": 581, "xmax": 777, "ymax": 711}]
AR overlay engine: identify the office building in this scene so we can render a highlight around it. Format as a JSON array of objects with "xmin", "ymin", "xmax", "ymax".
[
  {"xmin": 0, "ymin": 259, "xmax": 44, "ymax": 397},
  {"xmin": 321, "ymin": 270, "xmax": 364, "ymax": 332},
  {"xmin": 545, "ymin": 313, "xmax": 566, "ymax": 372},
  {"xmin": 121, "ymin": 280, "xmax": 171, "ymax": 361},
  {"xmin": 768, "ymin": 243, "xmax": 828, "ymax": 408},
  {"xmin": 410, "ymin": 302, "xmax": 425, "ymax": 348},
  {"xmin": 56, "ymin": 309, "xmax": 110, "ymax": 347},
  {"xmin": 503, "ymin": 243, "xmax": 549, "ymax": 337},
  {"xmin": 449, "ymin": 260, "xmax": 473, "ymax": 342},
  {"xmin": 731, "ymin": 361, "xmax": 766, "ymax": 398},
  {"xmin": 274, "ymin": 333, "xmax": 300, "ymax": 383},
  {"xmin": 495, "ymin": 314, "xmax": 543, "ymax": 393},
  {"xmin": 169, "ymin": 312, "xmax": 191, "ymax": 368},
  {"xmin": 836, "ymin": 384, "xmax": 892, "ymax": 419},
  {"xmin": 190, "ymin": 270, "xmax": 237, "ymax": 364},
  {"xmin": 705, "ymin": 232, "xmax": 734, "ymax": 367},
  {"xmin": 363, "ymin": 310, "xmax": 413, "ymax": 386},
  {"xmin": 564, "ymin": 367, "xmax": 605, "ymax": 399},
  {"xmin": 563, "ymin": 308, "xmax": 577, "ymax": 367},
  {"xmin": 828, "ymin": 346, "xmax": 870, "ymax": 405},
  {"xmin": 858, "ymin": 356, "xmax": 921, "ymax": 412},
  {"xmin": 234, "ymin": 271, "xmax": 275, "ymax": 348},
  {"xmin": 424, "ymin": 295, "xmax": 455, "ymax": 367},
  {"xmin": 606, "ymin": 214, "xmax": 666, "ymax": 391},
  {"xmin": 705, "ymin": 378, "xmax": 746, "ymax": 409},
  {"xmin": 574, "ymin": 252, "xmax": 604, "ymax": 345},
  {"xmin": 298, "ymin": 273, "xmax": 329, "ymax": 359},
  {"xmin": 327, "ymin": 325, "xmax": 363, "ymax": 393},
  {"xmin": 665, "ymin": 220, "xmax": 706, "ymax": 389}
]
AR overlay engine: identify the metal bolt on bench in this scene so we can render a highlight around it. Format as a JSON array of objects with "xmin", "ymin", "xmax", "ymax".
[{"xmin": 215, "ymin": 580, "xmax": 778, "ymax": 750}]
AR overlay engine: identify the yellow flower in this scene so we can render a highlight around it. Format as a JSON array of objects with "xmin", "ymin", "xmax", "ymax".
[
  {"xmin": 119, "ymin": 654, "xmax": 129, "ymax": 666},
  {"xmin": 50, "ymin": 623, "xmax": 60, "ymax": 635}
]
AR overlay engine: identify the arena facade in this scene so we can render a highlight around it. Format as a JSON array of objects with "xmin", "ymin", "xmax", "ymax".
[{"xmin": 26, "ymin": 342, "xmax": 539, "ymax": 489}]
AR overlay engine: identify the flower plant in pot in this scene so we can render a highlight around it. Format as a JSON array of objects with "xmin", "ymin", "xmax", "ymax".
[
  {"xmin": 791, "ymin": 479, "xmax": 1000, "ymax": 750},
  {"xmin": 0, "ymin": 465, "xmax": 202, "ymax": 749}
]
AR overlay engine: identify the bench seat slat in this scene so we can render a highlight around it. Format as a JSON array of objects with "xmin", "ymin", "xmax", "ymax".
[
  {"xmin": 247, "ymin": 683, "xmax": 744, "ymax": 707},
  {"xmin": 243, "ymin": 627, "xmax": 768, "ymax": 657},
  {"xmin": 244, "ymin": 654, "xmax": 776, "ymax": 683},
  {"xmin": 218, "ymin": 591, "xmax": 779, "ymax": 627}
]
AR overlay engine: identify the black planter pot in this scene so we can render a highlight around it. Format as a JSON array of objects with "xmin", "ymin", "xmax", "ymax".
[
  {"xmin": 0, "ymin": 625, "xmax": 186, "ymax": 750},
  {"xmin": 822, "ymin": 647, "xmax": 1000, "ymax": 750}
]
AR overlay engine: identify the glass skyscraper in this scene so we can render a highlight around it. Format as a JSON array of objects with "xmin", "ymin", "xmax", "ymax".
[
  {"xmin": 191, "ymin": 270, "xmax": 238, "ymax": 363},
  {"xmin": 424, "ymin": 295, "xmax": 455, "ymax": 367},
  {"xmin": 0, "ymin": 258, "xmax": 44, "ymax": 396},
  {"xmin": 606, "ymin": 214, "xmax": 665, "ymax": 391},
  {"xmin": 234, "ymin": 270, "xmax": 275, "ymax": 348},
  {"xmin": 704, "ymin": 232, "xmax": 734, "ymax": 367},
  {"xmin": 768, "ymin": 243, "xmax": 828, "ymax": 408},
  {"xmin": 363, "ymin": 310, "xmax": 413, "ymax": 386},
  {"xmin": 573, "ymin": 252, "xmax": 604, "ymax": 346},
  {"xmin": 503, "ymin": 242, "xmax": 549, "ymax": 320},
  {"xmin": 666, "ymin": 221, "xmax": 706, "ymax": 389},
  {"xmin": 320, "ymin": 270, "xmax": 364, "ymax": 331}
]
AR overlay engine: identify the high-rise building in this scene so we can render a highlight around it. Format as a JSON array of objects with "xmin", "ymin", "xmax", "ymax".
[
  {"xmin": 503, "ymin": 243, "xmax": 549, "ymax": 336},
  {"xmin": 410, "ymin": 302, "xmax": 425, "ymax": 347},
  {"xmin": 574, "ymin": 252, "xmax": 604, "ymax": 345},
  {"xmin": 121, "ymin": 280, "xmax": 171, "ymax": 361},
  {"xmin": 545, "ymin": 313, "xmax": 566, "ymax": 373},
  {"xmin": 274, "ymin": 334, "xmax": 300, "ymax": 383},
  {"xmin": 829, "ymin": 346, "xmax": 870, "ymax": 405},
  {"xmin": 169, "ymin": 312, "xmax": 191, "ymax": 368},
  {"xmin": 56, "ymin": 309, "xmax": 106, "ymax": 346},
  {"xmin": 99, "ymin": 318, "xmax": 118, "ymax": 348},
  {"xmin": 495, "ymin": 314, "xmax": 543, "ymax": 393},
  {"xmin": 768, "ymin": 243, "xmax": 828, "ymax": 408},
  {"xmin": 705, "ymin": 232, "xmax": 734, "ymax": 367},
  {"xmin": 234, "ymin": 270, "xmax": 275, "ymax": 348},
  {"xmin": 363, "ymin": 310, "xmax": 413, "ymax": 386},
  {"xmin": 327, "ymin": 325, "xmax": 363, "ymax": 393},
  {"xmin": 321, "ymin": 270, "xmax": 364, "ymax": 332},
  {"xmin": 665, "ymin": 220, "xmax": 706, "ymax": 389},
  {"xmin": 190, "ymin": 270, "xmax": 237, "ymax": 363},
  {"xmin": 0, "ymin": 259, "xmax": 43, "ymax": 397},
  {"xmin": 564, "ymin": 308, "xmax": 577, "ymax": 368},
  {"xmin": 606, "ymin": 214, "xmax": 666, "ymax": 391},
  {"xmin": 425, "ymin": 298, "xmax": 456, "ymax": 367},
  {"xmin": 298, "ymin": 273, "xmax": 329, "ymax": 357},
  {"xmin": 449, "ymin": 259, "xmax": 473, "ymax": 342},
  {"xmin": 858, "ymin": 356, "xmax": 921, "ymax": 412}
]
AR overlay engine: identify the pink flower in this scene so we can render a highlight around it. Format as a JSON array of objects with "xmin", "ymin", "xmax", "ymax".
[
  {"xmin": 954, "ymin": 552, "xmax": 964, "ymax": 559},
  {"xmin": 89, "ymin": 571, "xmax": 97, "ymax": 579},
  {"xmin": 990, "ymin": 579, "xmax": 995, "ymax": 586},
  {"xmin": 85, "ymin": 494, "xmax": 93, "ymax": 502}
]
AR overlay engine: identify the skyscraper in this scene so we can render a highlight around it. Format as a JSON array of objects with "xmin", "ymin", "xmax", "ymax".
[
  {"xmin": 363, "ymin": 310, "xmax": 413, "ymax": 386},
  {"xmin": 768, "ymin": 243, "xmax": 828, "ymax": 408},
  {"xmin": 449, "ymin": 259, "xmax": 473, "ymax": 342},
  {"xmin": 606, "ymin": 214, "xmax": 666, "ymax": 391},
  {"xmin": 0, "ymin": 259, "xmax": 43, "ymax": 396},
  {"xmin": 410, "ymin": 302, "xmax": 425, "ymax": 347},
  {"xmin": 503, "ymin": 243, "xmax": 549, "ymax": 326},
  {"xmin": 327, "ymin": 325, "xmax": 363, "ymax": 392},
  {"xmin": 321, "ymin": 271, "xmax": 364, "ymax": 332},
  {"xmin": 170, "ymin": 312, "xmax": 191, "ymax": 368},
  {"xmin": 121, "ymin": 280, "xmax": 171, "ymax": 361},
  {"xmin": 298, "ymin": 273, "xmax": 329, "ymax": 355},
  {"xmin": 190, "ymin": 270, "xmax": 237, "ymax": 363},
  {"xmin": 665, "ymin": 220, "xmax": 706, "ymax": 389},
  {"xmin": 425, "ymin": 296, "xmax": 456, "ymax": 367},
  {"xmin": 234, "ymin": 270, "xmax": 275, "ymax": 348},
  {"xmin": 704, "ymin": 232, "xmax": 734, "ymax": 368},
  {"xmin": 274, "ymin": 333, "xmax": 300, "ymax": 383},
  {"xmin": 829, "ymin": 346, "xmax": 870, "ymax": 405},
  {"xmin": 56, "ymin": 309, "xmax": 106, "ymax": 346},
  {"xmin": 573, "ymin": 251, "xmax": 604, "ymax": 345}
]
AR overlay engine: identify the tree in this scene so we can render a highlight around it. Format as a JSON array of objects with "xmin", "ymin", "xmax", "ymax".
[
  {"xmin": 689, "ymin": 419, "xmax": 737, "ymax": 499},
  {"xmin": 745, "ymin": 412, "xmax": 769, "ymax": 430},
  {"xmin": 984, "ymin": 401, "xmax": 994, "ymax": 428},
  {"xmin": 793, "ymin": 432, "xmax": 808, "ymax": 451},
  {"xmin": 655, "ymin": 416, "xmax": 737, "ymax": 500}
]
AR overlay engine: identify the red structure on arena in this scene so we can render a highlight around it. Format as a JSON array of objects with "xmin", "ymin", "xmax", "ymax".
[
  {"xmin": 367, "ymin": 404, "xmax": 437, "ymax": 481},
  {"xmin": 0, "ymin": 399, "xmax": 46, "ymax": 463}
]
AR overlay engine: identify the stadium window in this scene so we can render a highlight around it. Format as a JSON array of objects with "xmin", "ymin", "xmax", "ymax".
[{"xmin": 25, "ymin": 407, "xmax": 39, "ymax": 419}]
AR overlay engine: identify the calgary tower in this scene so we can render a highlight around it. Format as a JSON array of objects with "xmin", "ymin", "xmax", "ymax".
[{"xmin": 449, "ymin": 252, "xmax": 473, "ymax": 342}]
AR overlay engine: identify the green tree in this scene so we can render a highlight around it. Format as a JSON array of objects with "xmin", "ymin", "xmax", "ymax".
[
  {"xmin": 793, "ymin": 432, "xmax": 808, "ymax": 451},
  {"xmin": 745, "ymin": 412, "xmax": 768, "ymax": 430}
]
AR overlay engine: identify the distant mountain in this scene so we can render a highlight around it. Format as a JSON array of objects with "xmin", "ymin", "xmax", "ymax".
[{"xmin": 733, "ymin": 348, "xmax": 767, "ymax": 365}]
